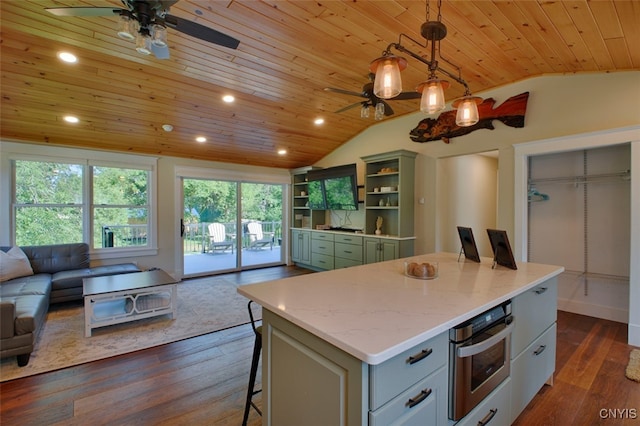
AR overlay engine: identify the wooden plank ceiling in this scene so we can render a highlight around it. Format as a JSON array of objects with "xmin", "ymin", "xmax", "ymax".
[{"xmin": 1, "ymin": 1, "xmax": 638, "ymax": 169}]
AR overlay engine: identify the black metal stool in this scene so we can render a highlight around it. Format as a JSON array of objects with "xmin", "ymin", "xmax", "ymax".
[{"xmin": 242, "ymin": 301, "xmax": 262, "ymax": 426}]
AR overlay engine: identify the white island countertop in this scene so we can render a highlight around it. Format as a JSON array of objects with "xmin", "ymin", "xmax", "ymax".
[{"xmin": 238, "ymin": 252, "xmax": 563, "ymax": 365}]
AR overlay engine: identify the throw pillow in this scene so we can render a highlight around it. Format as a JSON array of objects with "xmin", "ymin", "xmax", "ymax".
[{"xmin": 0, "ymin": 246, "xmax": 34, "ymax": 282}]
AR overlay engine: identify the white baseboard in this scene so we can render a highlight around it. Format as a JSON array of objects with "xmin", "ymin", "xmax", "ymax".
[
  {"xmin": 558, "ymin": 297, "xmax": 628, "ymax": 324},
  {"xmin": 629, "ymin": 323, "xmax": 640, "ymax": 347}
]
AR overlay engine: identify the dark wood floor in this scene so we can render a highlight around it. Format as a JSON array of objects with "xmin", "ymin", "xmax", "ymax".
[{"xmin": 1, "ymin": 265, "xmax": 638, "ymax": 425}]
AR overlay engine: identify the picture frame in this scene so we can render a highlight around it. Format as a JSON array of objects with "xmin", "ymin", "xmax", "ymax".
[
  {"xmin": 456, "ymin": 226, "xmax": 481, "ymax": 263},
  {"xmin": 486, "ymin": 229, "xmax": 518, "ymax": 270}
]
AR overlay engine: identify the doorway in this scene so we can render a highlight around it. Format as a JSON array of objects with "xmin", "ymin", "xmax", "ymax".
[{"xmin": 181, "ymin": 178, "xmax": 285, "ymax": 277}]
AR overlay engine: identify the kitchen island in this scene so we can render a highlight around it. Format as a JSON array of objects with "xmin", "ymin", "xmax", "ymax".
[{"xmin": 238, "ymin": 252, "xmax": 564, "ymax": 425}]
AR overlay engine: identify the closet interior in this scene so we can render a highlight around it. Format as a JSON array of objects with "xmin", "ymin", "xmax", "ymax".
[{"xmin": 527, "ymin": 143, "xmax": 631, "ymax": 323}]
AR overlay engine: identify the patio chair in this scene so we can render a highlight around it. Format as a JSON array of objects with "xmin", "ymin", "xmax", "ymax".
[
  {"xmin": 246, "ymin": 222, "xmax": 274, "ymax": 250},
  {"xmin": 207, "ymin": 223, "xmax": 234, "ymax": 253}
]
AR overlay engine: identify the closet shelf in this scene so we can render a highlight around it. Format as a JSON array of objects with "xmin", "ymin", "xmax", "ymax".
[{"xmin": 528, "ymin": 170, "xmax": 630, "ymax": 185}]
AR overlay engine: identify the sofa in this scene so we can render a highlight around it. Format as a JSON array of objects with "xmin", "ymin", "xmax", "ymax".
[{"xmin": 0, "ymin": 243, "xmax": 140, "ymax": 366}]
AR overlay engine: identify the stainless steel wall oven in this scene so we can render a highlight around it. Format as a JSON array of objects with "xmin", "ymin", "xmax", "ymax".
[{"xmin": 449, "ymin": 300, "xmax": 514, "ymax": 421}]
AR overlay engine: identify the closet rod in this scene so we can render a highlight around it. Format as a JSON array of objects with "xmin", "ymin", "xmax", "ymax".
[{"xmin": 528, "ymin": 170, "xmax": 630, "ymax": 185}]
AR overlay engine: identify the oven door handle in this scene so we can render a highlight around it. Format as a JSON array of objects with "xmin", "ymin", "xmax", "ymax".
[{"xmin": 457, "ymin": 322, "xmax": 515, "ymax": 358}]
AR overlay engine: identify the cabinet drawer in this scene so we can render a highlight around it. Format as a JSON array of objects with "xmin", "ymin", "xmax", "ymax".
[
  {"xmin": 334, "ymin": 257, "xmax": 361, "ymax": 269},
  {"xmin": 311, "ymin": 239, "xmax": 334, "ymax": 256},
  {"xmin": 455, "ymin": 377, "xmax": 511, "ymax": 426},
  {"xmin": 312, "ymin": 232, "xmax": 334, "ymax": 241},
  {"xmin": 369, "ymin": 365, "xmax": 447, "ymax": 426},
  {"xmin": 370, "ymin": 332, "xmax": 447, "ymax": 410},
  {"xmin": 334, "ymin": 234, "xmax": 363, "ymax": 245},
  {"xmin": 511, "ymin": 323, "xmax": 556, "ymax": 421},
  {"xmin": 334, "ymin": 242, "xmax": 362, "ymax": 262},
  {"xmin": 311, "ymin": 252, "xmax": 334, "ymax": 270},
  {"xmin": 512, "ymin": 278, "xmax": 557, "ymax": 357}
]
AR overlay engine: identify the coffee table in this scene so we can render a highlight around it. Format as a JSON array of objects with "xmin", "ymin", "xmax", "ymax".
[{"xmin": 83, "ymin": 269, "xmax": 178, "ymax": 337}]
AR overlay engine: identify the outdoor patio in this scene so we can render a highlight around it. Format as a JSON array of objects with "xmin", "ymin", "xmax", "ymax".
[{"xmin": 184, "ymin": 244, "xmax": 284, "ymax": 276}]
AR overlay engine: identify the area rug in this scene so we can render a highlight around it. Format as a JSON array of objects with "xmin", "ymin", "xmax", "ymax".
[
  {"xmin": 0, "ymin": 275, "xmax": 261, "ymax": 382},
  {"xmin": 627, "ymin": 349, "xmax": 640, "ymax": 382}
]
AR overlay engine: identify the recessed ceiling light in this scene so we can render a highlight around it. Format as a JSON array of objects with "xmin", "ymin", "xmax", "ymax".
[
  {"xmin": 57, "ymin": 52, "xmax": 77, "ymax": 63},
  {"xmin": 314, "ymin": 118, "xmax": 325, "ymax": 125},
  {"xmin": 196, "ymin": 136, "xmax": 207, "ymax": 143},
  {"xmin": 63, "ymin": 115, "xmax": 79, "ymax": 123},
  {"xmin": 277, "ymin": 149, "xmax": 287, "ymax": 155},
  {"xmin": 162, "ymin": 124, "xmax": 173, "ymax": 132},
  {"xmin": 222, "ymin": 95, "xmax": 235, "ymax": 103}
]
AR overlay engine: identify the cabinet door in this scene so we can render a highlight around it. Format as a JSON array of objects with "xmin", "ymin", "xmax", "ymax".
[
  {"xmin": 263, "ymin": 310, "xmax": 366, "ymax": 426},
  {"xmin": 364, "ymin": 238, "xmax": 380, "ymax": 264},
  {"xmin": 292, "ymin": 230, "xmax": 311, "ymax": 264},
  {"xmin": 380, "ymin": 240, "xmax": 399, "ymax": 261}
]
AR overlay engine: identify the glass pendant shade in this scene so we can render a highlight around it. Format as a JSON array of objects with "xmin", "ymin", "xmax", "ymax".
[
  {"xmin": 151, "ymin": 24, "xmax": 167, "ymax": 47},
  {"xmin": 360, "ymin": 105, "xmax": 370, "ymax": 119},
  {"xmin": 453, "ymin": 96, "xmax": 482, "ymax": 127},
  {"xmin": 417, "ymin": 78, "xmax": 449, "ymax": 114},
  {"xmin": 370, "ymin": 55, "xmax": 407, "ymax": 99},
  {"xmin": 117, "ymin": 15, "xmax": 136, "ymax": 40},
  {"xmin": 374, "ymin": 102, "xmax": 385, "ymax": 120},
  {"xmin": 135, "ymin": 33, "xmax": 152, "ymax": 55}
]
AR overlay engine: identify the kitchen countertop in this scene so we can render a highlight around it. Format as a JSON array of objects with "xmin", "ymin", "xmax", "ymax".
[
  {"xmin": 237, "ymin": 252, "xmax": 564, "ymax": 365},
  {"xmin": 290, "ymin": 227, "xmax": 416, "ymax": 240}
]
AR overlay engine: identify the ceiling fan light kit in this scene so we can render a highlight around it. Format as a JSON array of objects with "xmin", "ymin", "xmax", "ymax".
[
  {"xmin": 45, "ymin": 0, "xmax": 240, "ymax": 60},
  {"xmin": 370, "ymin": 0, "xmax": 482, "ymax": 127}
]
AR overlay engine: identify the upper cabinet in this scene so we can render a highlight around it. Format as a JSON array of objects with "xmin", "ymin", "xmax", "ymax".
[{"xmin": 361, "ymin": 150, "xmax": 417, "ymax": 237}]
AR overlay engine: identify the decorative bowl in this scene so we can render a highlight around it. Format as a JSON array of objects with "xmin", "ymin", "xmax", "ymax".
[{"xmin": 404, "ymin": 261, "xmax": 438, "ymax": 280}]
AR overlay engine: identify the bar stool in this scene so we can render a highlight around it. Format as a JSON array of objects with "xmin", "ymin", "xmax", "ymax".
[{"xmin": 242, "ymin": 301, "xmax": 262, "ymax": 426}]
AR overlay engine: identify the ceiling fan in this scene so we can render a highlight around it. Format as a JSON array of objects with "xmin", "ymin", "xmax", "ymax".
[
  {"xmin": 45, "ymin": 0, "xmax": 240, "ymax": 59},
  {"xmin": 324, "ymin": 73, "xmax": 421, "ymax": 119}
]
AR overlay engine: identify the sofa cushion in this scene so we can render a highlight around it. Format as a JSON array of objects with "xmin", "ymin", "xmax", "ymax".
[
  {"xmin": 0, "ymin": 247, "xmax": 34, "ymax": 282},
  {"xmin": 0, "ymin": 274, "xmax": 52, "ymax": 298},
  {"xmin": 4, "ymin": 294, "xmax": 49, "ymax": 336},
  {"xmin": 51, "ymin": 268, "xmax": 92, "ymax": 292},
  {"xmin": 19, "ymin": 243, "xmax": 90, "ymax": 274}
]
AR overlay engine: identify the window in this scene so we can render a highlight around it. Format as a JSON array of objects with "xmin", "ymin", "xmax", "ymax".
[
  {"xmin": 12, "ymin": 157, "xmax": 153, "ymax": 254},
  {"xmin": 14, "ymin": 161, "xmax": 83, "ymax": 245}
]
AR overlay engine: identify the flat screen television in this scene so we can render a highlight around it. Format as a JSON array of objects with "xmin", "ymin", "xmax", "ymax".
[
  {"xmin": 307, "ymin": 164, "xmax": 359, "ymax": 211},
  {"xmin": 486, "ymin": 229, "xmax": 518, "ymax": 270}
]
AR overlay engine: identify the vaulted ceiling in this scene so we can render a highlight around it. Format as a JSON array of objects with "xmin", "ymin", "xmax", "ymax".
[{"xmin": 2, "ymin": 1, "xmax": 638, "ymax": 169}]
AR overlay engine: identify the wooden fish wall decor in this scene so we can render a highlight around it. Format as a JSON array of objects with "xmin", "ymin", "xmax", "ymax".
[{"xmin": 409, "ymin": 92, "xmax": 529, "ymax": 144}]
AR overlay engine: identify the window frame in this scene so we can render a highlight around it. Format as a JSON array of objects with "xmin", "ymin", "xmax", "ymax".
[{"xmin": 2, "ymin": 143, "xmax": 157, "ymax": 260}]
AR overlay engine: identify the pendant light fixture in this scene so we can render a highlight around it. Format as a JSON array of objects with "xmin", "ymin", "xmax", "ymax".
[{"xmin": 369, "ymin": 0, "xmax": 482, "ymax": 126}]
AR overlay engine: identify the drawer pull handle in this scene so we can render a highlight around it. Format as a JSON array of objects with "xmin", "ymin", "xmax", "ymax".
[
  {"xmin": 533, "ymin": 345, "xmax": 546, "ymax": 356},
  {"xmin": 406, "ymin": 388, "xmax": 432, "ymax": 408},
  {"xmin": 478, "ymin": 408, "xmax": 498, "ymax": 426},
  {"xmin": 407, "ymin": 348, "xmax": 432, "ymax": 365},
  {"xmin": 344, "ymin": 250, "xmax": 352, "ymax": 254},
  {"xmin": 534, "ymin": 287, "xmax": 548, "ymax": 295}
]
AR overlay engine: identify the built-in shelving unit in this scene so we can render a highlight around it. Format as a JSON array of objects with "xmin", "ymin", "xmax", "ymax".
[
  {"xmin": 362, "ymin": 150, "xmax": 416, "ymax": 237},
  {"xmin": 291, "ymin": 166, "xmax": 324, "ymax": 229}
]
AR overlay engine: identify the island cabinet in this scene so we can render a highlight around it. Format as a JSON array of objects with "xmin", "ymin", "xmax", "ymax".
[
  {"xmin": 290, "ymin": 229, "xmax": 311, "ymax": 264},
  {"xmin": 510, "ymin": 277, "xmax": 558, "ymax": 422},
  {"xmin": 261, "ymin": 309, "xmax": 449, "ymax": 426}
]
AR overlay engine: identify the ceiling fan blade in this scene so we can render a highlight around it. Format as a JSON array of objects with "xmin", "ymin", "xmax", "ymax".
[
  {"xmin": 151, "ymin": 44, "xmax": 170, "ymax": 59},
  {"xmin": 45, "ymin": 7, "xmax": 123, "ymax": 17},
  {"xmin": 163, "ymin": 14, "xmax": 239, "ymax": 49},
  {"xmin": 324, "ymin": 87, "xmax": 367, "ymax": 98},
  {"xmin": 334, "ymin": 102, "xmax": 366, "ymax": 114},
  {"xmin": 393, "ymin": 91, "xmax": 422, "ymax": 100}
]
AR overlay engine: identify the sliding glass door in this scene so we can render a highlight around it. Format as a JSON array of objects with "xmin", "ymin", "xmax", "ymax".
[{"xmin": 181, "ymin": 178, "xmax": 284, "ymax": 277}]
